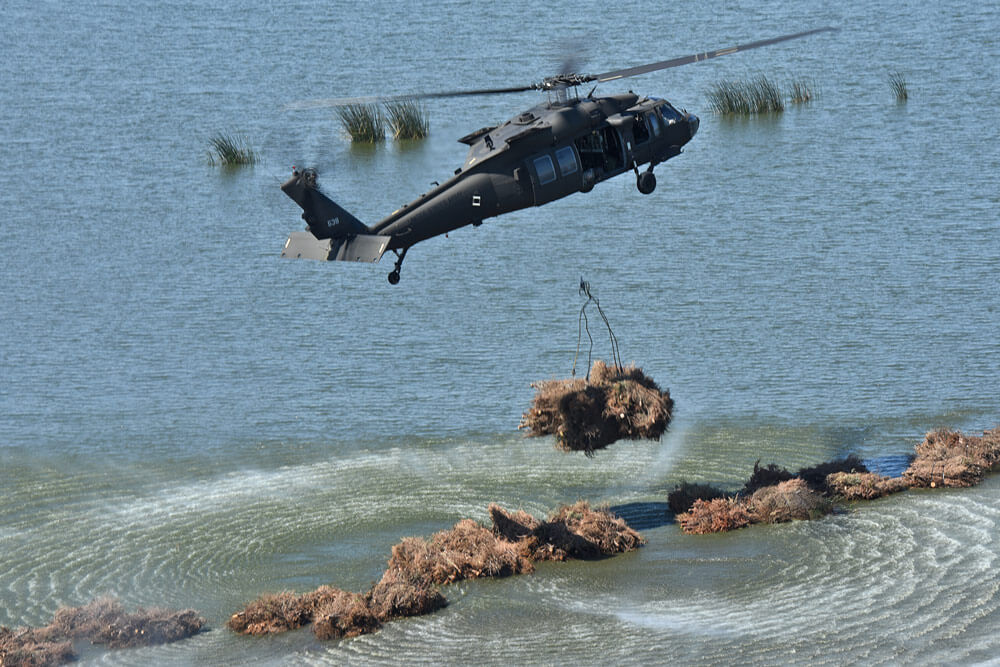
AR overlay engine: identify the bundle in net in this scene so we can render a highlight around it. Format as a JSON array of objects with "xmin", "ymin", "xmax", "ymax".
[{"xmin": 520, "ymin": 360, "xmax": 673, "ymax": 455}]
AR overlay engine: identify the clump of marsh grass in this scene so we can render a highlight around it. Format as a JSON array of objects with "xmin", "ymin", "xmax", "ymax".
[
  {"xmin": 903, "ymin": 427, "xmax": 1000, "ymax": 488},
  {"xmin": 384, "ymin": 100, "xmax": 429, "ymax": 140},
  {"xmin": 207, "ymin": 133, "xmax": 259, "ymax": 166},
  {"xmin": 0, "ymin": 596, "xmax": 204, "ymax": 665},
  {"xmin": 337, "ymin": 103, "xmax": 386, "ymax": 143},
  {"xmin": 519, "ymin": 360, "xmax": 674, "ymax": 456},
  {"xmin": 788, "ymin": 78, "xmax": 814, "ymax": 104},
  {"xmin": 889, "ymin": 71, "xmax": 909, "ymax": 102},
  {"xmin": 708, "ymin": 75, "xmax": 784, "ymax": 114},
  {"xmin": 228, "ymin": 501, "xmax": 645, "ymax": 642}
]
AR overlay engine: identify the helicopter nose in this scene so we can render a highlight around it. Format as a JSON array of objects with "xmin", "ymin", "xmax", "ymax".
[{"xmin": 687, "ymin": 112, "xmax": 699, "ymax": 138}]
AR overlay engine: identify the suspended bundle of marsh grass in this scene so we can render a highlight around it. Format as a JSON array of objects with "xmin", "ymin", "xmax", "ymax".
[
  {"xmin": 337, "ymin": 103, "xmax": 386, "ymax": 142},
  {"xmin": 384, "ymin": 99, "xmax": 429, "ymax": 139},
  {"xmin": 708, "ymin": 75, "xmax": 784, "ymax": 114},
  {"xmin": 520, "ymin": 360, "xmax": 674, "ymax": 456},
  {"xmin": 207, "ymin": 132, "xmax": 259, "ymax": 166}
]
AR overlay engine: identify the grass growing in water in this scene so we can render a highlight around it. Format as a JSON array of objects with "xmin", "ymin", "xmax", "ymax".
[
  {"xmin": 384, "ymin": 100, "xmax": 429, "ymax": 140},
  {"xmin": 337, "ymin": 103, "xmax": 386, "ymax": 143},
  {"xmin": 208, "ymin": 133, "xmax": 258, "ymax": 166},
  {"xmin": 708, "ymin": 75, "xmax": 784, "ymax": 114},
  {"xmin": 889, "ymin": 71, "xmax": 909, "ymax": 102},
  {"xmin": 788, "ymin": 79, "xmax": 814, "ymax": 104}
]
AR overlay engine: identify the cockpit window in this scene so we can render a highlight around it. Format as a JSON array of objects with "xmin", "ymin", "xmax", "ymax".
[
  {"xmin": 659, "ymin": 103, "xmax": 682, "ymax": 124},
  {"xmin": 649, "ymin": 111, "xmax": 662, "ymax": 136}
]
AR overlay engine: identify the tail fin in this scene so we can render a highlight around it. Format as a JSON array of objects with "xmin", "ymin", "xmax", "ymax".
[
  {"xmin": 281, "ymin": 168, "xmax": 369, "ymax": 238},
  {"xmin": 280, "ymin": 169, "xmax": 390, "ymax": 263}
]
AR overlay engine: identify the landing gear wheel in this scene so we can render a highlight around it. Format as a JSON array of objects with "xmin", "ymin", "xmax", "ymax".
[
  {"xmin": 637, "ymin": 170, "xmax": 656, "ymax": 195},
  {"xmin": 387, "ymin": 246, "xmax": 408, "ymax": 285}
]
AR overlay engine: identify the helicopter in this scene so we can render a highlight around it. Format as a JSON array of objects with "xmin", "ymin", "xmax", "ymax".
[{"xmin": 280, "ymin": 27, "xmax": 836, "ymax": 284}]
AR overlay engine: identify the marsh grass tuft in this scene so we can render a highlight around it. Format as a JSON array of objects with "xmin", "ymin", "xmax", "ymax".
[
  {"xmin": 208, "ymin": 133, "xmax": 258, "ymax": 166},
  {"xmin": 788, "ymin": 79, "xmax": 814, "ymax": 104},
  {"xmin": 337, "ymin": 103, "xmax": 386, "ymax": 143},
  {"xmin": 889, "ymin": 71, "xmax": 909, "ymax": 102},
  {"xmin": 708, "ymin": 75, "xmax": 784, "ymax": 114},
  {"xmin": 384, "ymin": 100, "xmax": 429, "ymax": 140}
]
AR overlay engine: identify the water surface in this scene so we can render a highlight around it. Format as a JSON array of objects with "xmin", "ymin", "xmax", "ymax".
[{"xmin": 2, "ymin": 0, "xmax": 999, "ymax": 664}]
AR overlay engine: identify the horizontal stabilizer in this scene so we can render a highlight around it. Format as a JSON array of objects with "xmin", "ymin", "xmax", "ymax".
[{"xmin": 281, "ymin": 231, "xmax": 391, "ymax": 263}]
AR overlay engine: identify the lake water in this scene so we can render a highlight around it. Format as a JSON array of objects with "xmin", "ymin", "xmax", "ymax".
[{"xmin": 2, "ymin": 0, "xmax": 999, "ymax": 664}]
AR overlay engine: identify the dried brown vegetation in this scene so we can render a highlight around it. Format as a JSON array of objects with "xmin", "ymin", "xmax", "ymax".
[
  {"xmin": 903, "ymin": 427, "xmax": 1000, "ymax": 488},
  {"xmin": 0, "ymin": 627, "xmax": 73, "ymax": 667},
  {"xmin": 520, "ymin": 360, "xmax": 673, "ymax": 455},
  {"xmin": 539, "ymin": 501, "xmax": 646, "ymax": 559},
  {"xmin": 229, "ymin": 502, "xmax": 645, "ymax": 643},
  {"xmin": 366, "ymin": 569, "xmax": 447, "ymax": 620},
  {"xmin": 748, "ymin": 478, "xmax": 833, "ymax": 524},
  {"xmin": 489, "ymin": 502, "xmax": 646, "ymax": 561},
  {"xmin": 227, "ymin": 591, "xmax": 310, "ymax": 636},
  {"xmin": 677, "ymin": 497, "xmax": 752, "ymax": 535},
  {"xmin": 678, "ymin": 454, "xmax": 902, "ymax": 534},
  {"xmin": 826, "ymin": 471, "xmax": 909, "ymax": 500},
  {"xmin": 675, "ymin": 426, "xmax": 1000, "ymax": 534},
  {"xmin": 386, "ymin": 518, "xmax": 535, "ymax": 585},
  {"xmin": 1, "ymin": 597, "xmax": 204, "ymax": 667},
  {"xmin": 229, "ymin": 575, "xmax": 448, "ymax": 643},
  {"xmin": 311, "ymin": 591, "xmax": 381, "ymax": 641}
]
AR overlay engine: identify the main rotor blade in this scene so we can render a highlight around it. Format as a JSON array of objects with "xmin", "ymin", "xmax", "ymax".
[
  {"xmin": 286, "ymin": 27, "xmax": 837, "ymax": 111},
  {"xmin": 285, "ymin": 84, "xmax": 536, "ymax": 110},
  {"xmin": 589, "ymin": 27, "xmax": 838, "ymax": 84}
]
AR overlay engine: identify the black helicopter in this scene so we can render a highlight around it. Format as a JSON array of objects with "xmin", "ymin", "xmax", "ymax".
[{"xmin": 280, "ymin": 27, "xmax": 836, "ymax": 284}]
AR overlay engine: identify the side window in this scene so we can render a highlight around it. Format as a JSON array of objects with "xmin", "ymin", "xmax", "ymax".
[
  {"xmin": 555, "ymin": 145, "xmax": 578, "ymax": 176},
  {"xmin": 533, "ymin": 155, "xmax": 556, "ymax": 185}
]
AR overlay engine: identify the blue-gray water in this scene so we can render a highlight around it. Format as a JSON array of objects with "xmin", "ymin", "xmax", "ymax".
[{"xmin": 2, "ymin": 1, "xmax": 999, "ymax": 664}]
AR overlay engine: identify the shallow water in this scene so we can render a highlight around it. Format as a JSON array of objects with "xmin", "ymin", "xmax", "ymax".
[{"xmin": 2, "ymin": 0, "xmax": 1000, "ymax": 664}]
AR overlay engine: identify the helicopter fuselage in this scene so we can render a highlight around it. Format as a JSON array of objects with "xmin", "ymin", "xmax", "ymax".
[
  {"xmin": 373, "ymin": 93, "xmax": 697, "ymax": 245},
  {"xmin": 280, "ymin": 92, "xmax": 699, "ymax": 282}
]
